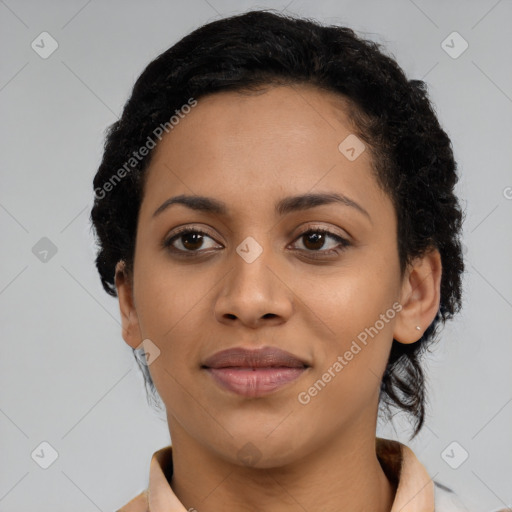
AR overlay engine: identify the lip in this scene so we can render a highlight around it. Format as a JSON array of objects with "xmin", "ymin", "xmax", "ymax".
[
  {"xmin": 202, "ymin": 346, "xmax": 309, "ymax": 369},
  {"xmin": 202, "ymin": 346, "xmax": 310, "ymax": 397}
]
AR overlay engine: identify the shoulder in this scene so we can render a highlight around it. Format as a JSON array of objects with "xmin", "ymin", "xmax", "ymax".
[{"xmin": 116, "ymin": 489, "xmax": 148, "ymax": 512}]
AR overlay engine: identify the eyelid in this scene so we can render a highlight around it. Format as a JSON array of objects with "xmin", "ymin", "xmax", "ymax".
[
  {"xmin": 162, "ymin": 222, "xmax": 352, "ymax": 255},
  {"xmin": 293, "ymin": 222, "xmax": 351, "ymax": 241},
  {"xmin": 165, "ymin": 224, "xmax": 221, "ymax": 242},
  {"xmin": 289, "ymin": 225, "xmax": 351, "ymax": 255},
  {"xmin": 160, "ymin": 225, "xmax": 219, "ymax": 255}
]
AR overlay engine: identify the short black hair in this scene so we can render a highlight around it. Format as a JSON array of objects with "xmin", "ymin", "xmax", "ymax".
[{"xmin": 90, "ymin": 9, "xmax": 465, "ymax": 439}]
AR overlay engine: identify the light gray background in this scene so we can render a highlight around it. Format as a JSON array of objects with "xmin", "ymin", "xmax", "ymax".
[{"xmin": 0, "ymin": 0, "xmax": 511, "ymax": 511}]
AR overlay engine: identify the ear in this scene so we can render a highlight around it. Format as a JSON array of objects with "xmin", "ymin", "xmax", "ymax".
[
  {"xmin": 115, "ymin": 260, "xmax": 142, "ymax": 349},
  {"xmin": 393, "ymin": 247, "xmax": 442, "ymax": 344}
]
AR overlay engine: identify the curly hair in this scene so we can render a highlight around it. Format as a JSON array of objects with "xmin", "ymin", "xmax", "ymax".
[{"xmin": 90, "ymin": 9, "xmax": 465, "ymax": 439}]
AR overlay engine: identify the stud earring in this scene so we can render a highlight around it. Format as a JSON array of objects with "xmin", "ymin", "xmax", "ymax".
[{"xmin": 416, "ymin": 326, "xmax": 421, "ymax": 330}]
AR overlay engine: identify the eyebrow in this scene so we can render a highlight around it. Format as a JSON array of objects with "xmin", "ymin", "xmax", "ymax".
[{"xmin": 152, "ymin": 192, "xmax": 372, "ymax": 223}]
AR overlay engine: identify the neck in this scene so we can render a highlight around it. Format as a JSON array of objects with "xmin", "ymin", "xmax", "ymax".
[{"xmin": 168, "ymin": 424, "xmax": 396, "ymax": 512}]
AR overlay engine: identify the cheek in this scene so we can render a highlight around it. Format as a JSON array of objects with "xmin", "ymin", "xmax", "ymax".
[
  {"xmin": 299, "ymin": 255, "xmax": 399, "ymax": 339},
  {"xmin": 133, "ymin": 261, "xmax": 212, "ymax": 385},
  {"xmin": 296, "ymin": 252, "xmax": 399, "ymax": 395},
  {"xmin": 135, "ymin": 255, "xmax": 210, "ymax": 337}
]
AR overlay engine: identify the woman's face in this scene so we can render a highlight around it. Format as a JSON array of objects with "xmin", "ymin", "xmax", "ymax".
[{"xmin": 116, "ymin": 84, "xmax": 438, "ymax": 467}]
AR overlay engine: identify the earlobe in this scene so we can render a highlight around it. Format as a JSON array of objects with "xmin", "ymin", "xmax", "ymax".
[
  {"xmin": 393, "ymin": 248, "xmax": 442, "ymax": 345},
  {"xmin": 115, "ymin": 260, "xmax": 142, "ymax": 349}
]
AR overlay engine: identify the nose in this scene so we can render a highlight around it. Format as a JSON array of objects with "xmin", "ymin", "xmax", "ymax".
[{"xmin": 213, "ymin": 240, "xmax": 294, "ymax": 329}]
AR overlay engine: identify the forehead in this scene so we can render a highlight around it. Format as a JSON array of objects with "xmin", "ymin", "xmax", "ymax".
[{"xmin": 140, "ymin": 84, "xmax": 391, "ymax": 224}]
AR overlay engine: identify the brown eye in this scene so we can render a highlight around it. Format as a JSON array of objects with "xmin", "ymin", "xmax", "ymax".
[
  {"xmin": 180, "ymin": 232, "xmax": 205, "ymax": 251},
  {"xmin": 302, "ymin": 231, "xmax": 327, "ymax": 251},
  {"xmin": 163, "ymin": 228, "xmax": 221, "ymax": 254},
  {"xmin": 292, "ymin": 228, "xmax": 351, "ymax": 257}
]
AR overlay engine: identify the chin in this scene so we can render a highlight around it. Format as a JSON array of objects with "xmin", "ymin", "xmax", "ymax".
[{"xmin": 213, "ymin": 431, "xmax": 306, "ymax": 469}]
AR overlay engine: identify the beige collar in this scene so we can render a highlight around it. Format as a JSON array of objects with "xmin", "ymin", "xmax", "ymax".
[{"xmin": 118, "ymin": 437, "xmax": 434, "ymax": 512}]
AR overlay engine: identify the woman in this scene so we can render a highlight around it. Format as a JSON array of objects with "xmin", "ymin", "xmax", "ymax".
[{"xmin": 90, "ymin": 9, "xmax": 494, "ymax": 512}]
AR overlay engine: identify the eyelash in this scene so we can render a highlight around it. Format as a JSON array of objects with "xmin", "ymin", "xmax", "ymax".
[{"xmin": 162, "ymin": 226, "xmax": 351, "ymax": 259}]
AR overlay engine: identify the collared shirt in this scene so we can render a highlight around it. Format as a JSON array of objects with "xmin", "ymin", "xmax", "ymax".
[{"xmin": 116, "ymin": 437, "xmax": 476, "ymax": 512}]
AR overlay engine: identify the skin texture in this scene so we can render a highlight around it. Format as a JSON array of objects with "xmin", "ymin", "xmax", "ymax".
[{"xmin": 115, "ymin": 84, "xmax": 442, "ymax": 512}]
